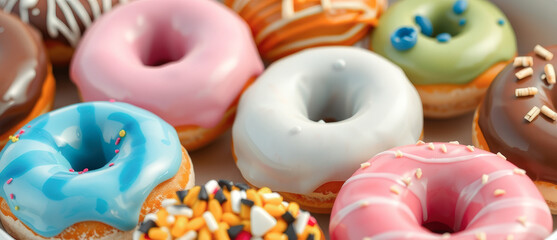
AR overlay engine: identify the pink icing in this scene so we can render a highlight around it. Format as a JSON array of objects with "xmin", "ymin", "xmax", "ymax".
[
  {"xmin": 330, "ymin": 142, "xmax": 553, "ymax": 240},
  {"xmin": 70, "ymin": 0, "xmax": 263, "ymax": 128}
]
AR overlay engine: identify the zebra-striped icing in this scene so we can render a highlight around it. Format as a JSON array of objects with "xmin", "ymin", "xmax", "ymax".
[{"xmin": 330, "ymin": 142, "xmax": 552, "ymax": 240}]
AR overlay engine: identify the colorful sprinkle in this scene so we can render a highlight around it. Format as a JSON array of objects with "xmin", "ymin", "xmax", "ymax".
[
  {"xmin": 459, "ymin": 18, "xmax": 466, "ymax": 26},
  {"xmin": 496, "ymin": 152, "xmax": 507, "ymax": 160},
  {"xmin": 83, "ymin": 168, "xmax": 89, "ymax": 173},
  {"xmin": 497, "ymin": 18, "xmax": 505, "ymax": 25},
  {"xmin": 395, "ymin": 150, "xmax": 404, "ymax": 158},
  {"xmin": 109, "ymin": 163, "xmax": 115, "ymax": 167},
  {"xmin": 115, "ymin": 149, "xmax": 120, "ymax": 154},
  {"xmin": 428, "ymin": 143, "xmax": 435, "ymax": 150},
  {"xmin": 6, "ymin": 178, "xmax": 13, "ymax": 184},
  {"xmin": 391, "ymin": 27, "xmax": 418, "ymax": 51},
  {"xmin": 27, "ymin": 125, "xmax": 31, "ymax": 128},
  {"xmin": 69, "ymin": 169, "xmax": 75, "ymax": 172},
  {"xmin": 414, "ymin": 15, "xmax": 433, "ymax": 37},
  {"xmin": 436, "ymin": 33, "xmax": 451, "ymax": 43},
  {"xmin": 115, "ymin": 137, "xmax": 121, "ymax": 145},
  {"xmin": 78, "ymin": 171, "xmax": 83, "ymax": 174},
  {"xmin": 453, "ymin": 0, "xmax": 468, "ymax": 14},
  {"xmin": 109, "ymin": 99, "xmax": 116, "ymax": 102},
  {"xmin": 119, "ymin": 130, "xmax": 126, "ymax": 137},
  {"xmin": 19, "ymin": 130, "xmax": 25, "ymax": 134},
  {"xmin": 415, "ymin": 168, "xmax": 423, "ymax": 179},
  {"xmin": 10, "ymin": 193, "xmax": 14, "ymax": 199},
  {"xmin": 14, "ymin": 206, "xmax": 19, "ymax": 211}
]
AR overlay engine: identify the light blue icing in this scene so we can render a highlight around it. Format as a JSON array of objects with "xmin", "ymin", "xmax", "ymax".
[{"xmin": 0, "ymin": 101, "xmax": 182, "ymax": 237}]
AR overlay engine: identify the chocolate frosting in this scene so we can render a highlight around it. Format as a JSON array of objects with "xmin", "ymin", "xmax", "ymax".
[
  {"xmin": 0, "ymin": 13, "xmax": 47, "ymax": 133},
  {"xmin": 1, "ymin": 0, "xmax": 125, "ymax": 47},
  {"xmin": 478, "ymin": 45, "xmax": 557, "ymax": 183}
]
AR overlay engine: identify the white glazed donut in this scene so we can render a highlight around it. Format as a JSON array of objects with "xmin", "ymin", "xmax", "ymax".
[{"xmin": 232, "ymin": 46, "xmax": 423, "ymax": 213}]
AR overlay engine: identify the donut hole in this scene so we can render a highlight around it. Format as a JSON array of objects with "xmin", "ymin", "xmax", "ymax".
[
  {"xmin": 65, "ymin": 148, "xmax": 112, "ymax": 172},
  {"xmin": 138, "ymin": 28, "xmax": 189, "ymax": 67},
  {"xmin": 416, "ymin": 5, "xmax": 463, "ymax": 38},
  {"xmin": 422, "ymin": 221, "xmax": 454, "ymax": 234},
  {"xmin": 57, "ymin": 127, "xmax": 115, "ymax": 172},
  {"xmin": 302, "ymin": 77, "xmax": 359, "ymax": 123}
]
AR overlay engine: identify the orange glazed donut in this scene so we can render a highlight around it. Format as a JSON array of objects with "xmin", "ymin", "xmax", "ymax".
[
  {"xmin": 223, "ymin": 0, "xmax": 387, "ymax": 62},
  {"xmin": 0, "ymin": 11, "xmax": 55, "ymax": 147},
  {"xmin": 0, "ymin": 102, "xmax": 194, "ymax": 239},
  {"xmin": 1, "ymin": 0, "xmax": 128, "ymax": 64}
]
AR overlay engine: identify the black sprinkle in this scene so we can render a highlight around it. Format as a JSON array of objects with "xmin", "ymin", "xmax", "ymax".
[
  {"xmin": 138, "ymin": 220, "xmax": 157, "ymax": 233},
  {"xmin": 218, "ymin": 179, "xmax": 234, "ymax": 191},
  {"xmin": 284, "ymin": 224, "xmax": 298, "ymax": 240},
  {"xmin": 176, "ymin": 190, "xmax": 188, "ymax": 202},
  {"xmin": 307, "ymin": 234, "xmax": 315, "ymax": 240},
  {"xmin": 214, "ymin": 188, "xmax": 228, "ymax": 204},
  {"xmin": 198, "ymin": 186, "xmax": 209, "ymax": 201},
  {"xmin": 240, "ymin": 199, "xmax": 254, "ymax": 207},
  {"xmin": 235, "ymin": 182, "xmax": 250, "ymax": 191},
  {"xmin": 282, "ymin": 211, "xmax": 296, "ymax": 224},
  {"xmin": 227, "ymin": 224, "xmax": 244, "ymax": 239},
  {"xmin": 172, "ymin": 204, "xmax": 190, "ymax": 209}
]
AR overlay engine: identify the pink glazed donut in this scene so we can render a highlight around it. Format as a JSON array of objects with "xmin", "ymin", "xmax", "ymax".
[
  {"xmin": 70, "ymin": 0, "xmax": 263, "ymax": 151},
  {"xmin": 330, "ymin": 142, "xmax": 553, "ymax": 240}
]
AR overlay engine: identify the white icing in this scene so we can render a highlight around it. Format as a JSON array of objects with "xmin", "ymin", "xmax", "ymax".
[
  {"xmin": 329, "ymin": 197, "xmax": 417, "ymax": 232},
  {"xmin": 453, "ymin": 169, "xmax": 515, "ymax": 231},
  {"xmin": 466, "ymin": 197, "xmax": 550, "ymax": 228},
  {"xmin": 233, "ymin": 47, "xmax": 422, "ymax": 194}
]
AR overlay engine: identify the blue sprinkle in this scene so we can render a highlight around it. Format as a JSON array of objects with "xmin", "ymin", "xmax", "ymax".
[
  {"xmin": 459, "ymin": 18, "xmax": 466, "ymax": 26},
  {"xmin": 391, "ymin": 27, "xmax": 418, "ymax": 51},
  {"xmin": 414, "ymin": 15, "xmax": 433, "ymax": 37},
  {"xmin": 436, "ymin": 33, "xmax": 451, "ymax": 43},
  {"xmin": 497, "ymin": 18, "xmax": 505, "ymax": 25},
  {"xmin": 453, "ymin": 0, "xmax": 467, "ymax": 14}
]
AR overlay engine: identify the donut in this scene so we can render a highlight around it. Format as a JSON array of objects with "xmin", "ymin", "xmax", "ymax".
[
  {"xmin": 1, "ymin": 0, "xmax": 128, "ymax": 64},
  {"xmin": 370, "ymin": 0, "xmax": 516, "ymax": 118},
  {"xmin": 0, "ymin": 12, "xmax": 55, "ymax": 147},
  {"xmin": 0, "ymin": 101, "xmax": 195, "ymax": 239},
  {"xmin": 330, "ymin": 142, "xmax": 553, "ymax": 240},
  {"xmin": 70, "ymin": 0, "xmax": 263, "ymax": 151},
  {"xmin": 133, "ymin": 179, "xmax": 325, "ymax": 240},
  {"xmin": 473, "ymin": 45, "xmax": 557, "ymax": 214},
  {"xmin": 223, "ymin": 0, "xmax": 387, "ymax": 62},
  {"xmin": 232, "ymin": 47, "xmax": 423, "ymax": 213}
]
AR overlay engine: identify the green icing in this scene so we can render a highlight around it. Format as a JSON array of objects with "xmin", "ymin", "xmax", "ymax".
[{"xmin": 371, "ymin": 0, "xmax": 516, "ymax": 85}]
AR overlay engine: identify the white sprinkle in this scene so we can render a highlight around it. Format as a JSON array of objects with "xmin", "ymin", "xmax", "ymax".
[
  {"xmin": 415, "ymin": 168, "xmax": 423, "ymax": 179},
  {"xmin": 390, "ymin": 185, "xmax": 400, "ymax": 195},
  {"xmin": 290, "ymin": 126, "xmax": 302, "ymax": 134},
  {"xmin": 524, "ymin": 106, "xmax": 541, "ymax": 122},
  {"xmin": 517, "ymin": 216, "xmax": 527, "ymax": 227},
  {"xmin": 282, "ymin": 201, "xmax": 289, "ymax": 208},
  {"xmin": 476, "ymin": 232, "xmax": 486, "ymax": 240},
  {"xmin": 546, "ymin": 64, "xmax": 556, "ymax": 84},
  {"xmin": 363, "ymin": 238, "xmax": 372, "ymax": 240},
  {"xmin": 440, "ymin": 144, "xmax": 447, "ymax": 153},
  {"xmin": 360, "ymin": 200, "xmax": 369, "ymax": 207},
  {"xmin": 534, "ymin": 44, "xmax": 553, "ymax": 60},
  {"xmin": 166, "ymin": 215, "xmax": 175, "ymax": 225},
  {"xmin": 449, "ymin": 141, "xmax": 459, "ymax": 144},
  {"xmin": 401, "ymin": 177, "xmax": 412, "ymax": 186},
  {"xmin": 395, "ymin": 150, "xmax": 403, "ymax": 158},
  {"xmin": 317, "ymin": 119, "xmax": 326, "ymax": 124},
  {"xmin": 262, "ymin": 193, "xmax": 281, "ymax": 202},
  {"xmin": 204, "ymin": 179, "xmax": 219, "ymax": 195},
  {"xmin": 203, "ymin": 211, "xmax": 219, "ymax": 232},
  {"xmin": 496, "ymin": 152, "xmax": 507, "ymax": 160},
  {"xmin": 515, "ymin": 67, "xmax": 534, "ymax": 80},
  {"xmin": 466, "ymin": 145, "xmax": 475, "ymax": 152},
  {"xmin": 494, "ymin": 189, "xmax": 506, "ymax": 196},
  {"xmin": 428, "ymin": 143, "xmax": 435, "ymax": 150},
  {"xmin": 144, "ymin": 213, "xmax": 157, "ymax": 222},
  {"xmin": 32, "ymin": 8, "xmax": 40, "ymax": 16},
  {"xmin": 482, "ymin": 174, "xmax": 489, "ymax": 184},
  {"xmin": 240, "ymin": 190, "xmax": 247, "ymax": 200},
  {"xmin": 513, "ymin": 56, "xmax": 534, "ymax": 67},
  {"xmin": 360, "ymin": 162, "xmax": 371, "ymax": 169},
  {"xmin": 442, "ymin": 233, "xmax": 451, "ymax": 239},
  {"xmin": 293, "ymin": 211, "xmax": 310, "ymax": 234},
  {"xmin": 541, "ymin": 105, "xmax": 557, "ymax": 121},
  {"xmin": 513, "ymin": 168, "xmax": 526, "ymax": 175},
  {"xmin": 179, "ymin": 230, "xmax": 197, "ymax": 240},
  {"xmin": 166, "ymin": 205, "xmax": 193, "ymax": 217},
  {"xmin": 515, "ymin": 87, "xmax": 538, "ymax": 97},
  {"xmin": 507, "ymin": 234, "xmax": 514, "ymax": 240},
  {"xmin": 161, "ymin": 198, "xmax": 177, "ymax": 208},
  {"xmin": 231, "ymin": 190, "xmax": 241, "ymax": 214},
  {"xmin": 416, "ymin": 140, "xmax": 425, "ymax": 145},
  {"xmin": 250, "ymin": 206, "xmax": 277, "ymax": 237}
]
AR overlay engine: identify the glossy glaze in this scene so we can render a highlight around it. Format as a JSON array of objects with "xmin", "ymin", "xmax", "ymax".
[
  {"xmin": 1, "ymin": 0, "xmax": 127, "ymax": 47},
  {"xmin": 71, "ymin": 0, "xmax": 263, "ymax": 128},
  {"xmin": 0, "ymin": 101, "xmax": 182, "ymax": 237},
  {"xmin": 233, "ymin": 47, "xmax": 423, "ymax": 194},
  {"xmin": 0, "ymin": 13, "xmax": 48, "ymax": 134},
  {"xmin": 371, "ymin": 0, "xmax": 515, "ymax": 85},
  {"xmin": 224, "ymin": 0, "xmax": 387, "ymax": 62},
  {"xmin": 330, "ymin": 143, "xmax": 552, "ymax": 240},
  {"xmin": 478, "ymin": 46, "xmax": 557, "ymax": 183}
]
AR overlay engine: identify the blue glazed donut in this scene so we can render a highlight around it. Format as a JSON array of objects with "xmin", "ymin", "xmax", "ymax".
[{"xmin": 0, "ymin": 101, "xmax": 193, "ymax": 239}]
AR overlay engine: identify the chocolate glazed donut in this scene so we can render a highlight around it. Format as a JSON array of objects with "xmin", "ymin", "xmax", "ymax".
[
  {"xmin": 475, "ymin": 45, "xmax": 557, "ymax": 212},
  {"xmin": 0, "ymin": 12, "xmax": 49, "ymax": 134},
  {"xmin": 0, "ymin": 0, "xmax": 127, "ymax": 63}
]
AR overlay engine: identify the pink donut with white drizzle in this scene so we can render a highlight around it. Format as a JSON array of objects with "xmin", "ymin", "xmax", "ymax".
[
  {"xmin": 330, "ymin": 142, "xmax": 553, "ymax": 240},
  {"xmin": 70, "ymin": 0, "xmax": 263, "ymax": 150}
]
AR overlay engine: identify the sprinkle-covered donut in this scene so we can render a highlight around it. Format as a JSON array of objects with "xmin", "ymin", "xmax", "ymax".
[
  {"xmin": 474, "ymin": 45, "xmax": 557, "ymax": 214},
  {"xmin": 331, "ymin": 142, "xmax": 552, "ymax": 240},
  {"xmin": 0, "ymin": 101, "xmax": 195, "ymax": 239},
  {"xmin": 223, "ymin": 0, "xmax": 387, "ymax": 62},
  {"xmin": 0, "ymin": 11, "xmax": 55, "ymax": 147},
  {"xmin": 1, "ymin": 0, "xmax": 128, "ymax": 64},
  {"xmin": 371, "ymin": 0, "xmax": 516, "ymax": 118},
  {"xmin": 232, "ymin": 47, "xmax": 423, "ymax": 213},
  {"xmin": 71, "ymin": 0, "xmax": 263, "ymax": 151},
  {"xmin": 134, "ymin": 179, "xmax": 325, "ymax": 240}
]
